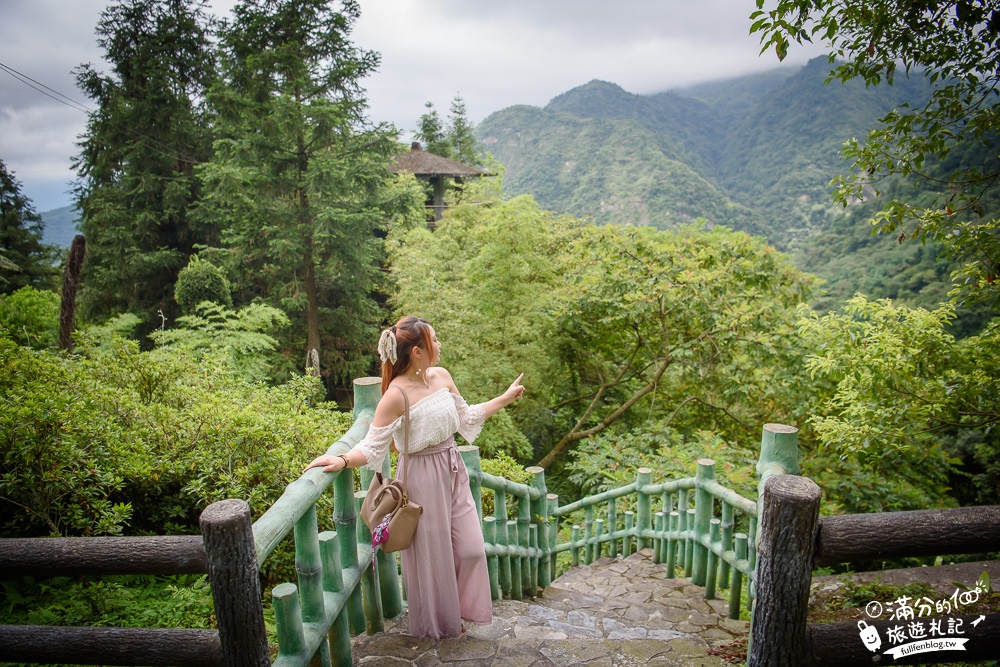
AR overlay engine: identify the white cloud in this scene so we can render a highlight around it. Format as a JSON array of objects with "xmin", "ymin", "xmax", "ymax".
[{"xmin": 1, "ymin": 0, "xmax": 829, "ymax": 210}]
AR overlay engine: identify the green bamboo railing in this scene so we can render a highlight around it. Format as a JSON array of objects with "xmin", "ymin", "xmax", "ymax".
[
  {"xmin": 257, "ymin": 375, "xmax": 799, "ymax": 665},
  {"xmin": 460, "ymin": 422, "xmax": 799, "ymax": 621}
]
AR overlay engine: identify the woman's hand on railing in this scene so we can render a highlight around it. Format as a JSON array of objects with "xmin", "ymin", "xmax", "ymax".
[{"xmin": 304, "ymin": 453, "xmax": 348, "ymax": 473}]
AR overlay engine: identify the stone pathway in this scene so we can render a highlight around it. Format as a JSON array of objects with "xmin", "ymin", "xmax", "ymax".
[{"xmin": 350, "ymin": 549, "xmax": 746, "ymax": 666}]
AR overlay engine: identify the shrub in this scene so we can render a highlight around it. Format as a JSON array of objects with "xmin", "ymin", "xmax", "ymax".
[
  {"xmin": 0, "ymin": 286, "xmax": 59, "ymax": 349},
  {"xmin": 174, "ymin": 255, "xmax": 231, "ymax": 313}
]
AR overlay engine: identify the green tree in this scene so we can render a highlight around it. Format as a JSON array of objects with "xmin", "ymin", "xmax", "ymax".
[
  {"xmin": 448, "ymin": 94, "xmax": 479, "ymax": 166},
  {"xmin": 751, "ymin": 0, "xmax": 1000, "ymax": 308},
  {"xmin": 201, "ymin": 0, "xmax": 423, "ymax": 387},
  {"xmin": 174, "ymin": 254, "xmax": 232, "ymax": 313},
  {"xmin": 537, "ymin": 223, "xmax": 814, "ymax": 468},
  {"xmin": 391, "ymin": 190, "xmax": 815, "ymax": 468},
  {"xmin": 74, "ymin": 0, "xmax": 217, "ymax": 328},
  {"xmin": 0, "ymin": 160, "xmax": 57, "ymax": 292},
  {"xmin": 798, "ymin": 295, "xmax": 1000, "ymax": 504},
  {"xmin": 415, "ymin": 101, "xmax": 452, "ymax": 157}
]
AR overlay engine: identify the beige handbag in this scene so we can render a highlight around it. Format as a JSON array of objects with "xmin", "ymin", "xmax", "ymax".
[{"xmin": 360, "ymin": 386, "xmax": 423, "ymax": 553}]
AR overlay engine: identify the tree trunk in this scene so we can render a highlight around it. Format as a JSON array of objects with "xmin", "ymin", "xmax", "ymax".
[{"xmin": 58, "ymin": 235, "xmax": 86, "ymax": 352}]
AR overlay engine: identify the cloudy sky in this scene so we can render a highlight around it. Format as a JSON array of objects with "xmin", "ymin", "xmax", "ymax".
[{"xmin": 0, "ymin": 0, "xmax": 827, "ymax": 212}]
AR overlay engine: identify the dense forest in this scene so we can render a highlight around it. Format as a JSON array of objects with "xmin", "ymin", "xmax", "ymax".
[{"xmin": 1, "ymin": 0, "xmax": 998, "ymax": 637}]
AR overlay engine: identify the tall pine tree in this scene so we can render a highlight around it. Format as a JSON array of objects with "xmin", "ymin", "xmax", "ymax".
[
  {"xmin": 0, "ymin": 160, "xmax": 58, "ymax": 292},
  {"xmin": 415, "ymin": 101, "xmax": 452, "ymax": 157},
  {"xmin": 74, "ymin": 0, "xmax": 216, "ymax": 327},
  {"xmin": 447, "ymin": 94, "xmax": 479, "ymax": 166},
  {"xmin": 201, "ymin": 0, "xmax": 422, "ymax": 388}
]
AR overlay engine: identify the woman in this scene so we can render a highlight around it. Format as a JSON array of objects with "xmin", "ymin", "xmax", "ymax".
[{"xmin": 305, "ymin": 315, "xmax": 525, "ymax": 639}]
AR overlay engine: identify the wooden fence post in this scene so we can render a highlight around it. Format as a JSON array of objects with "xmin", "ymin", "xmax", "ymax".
[
  {"xmin": 199, "ymin": 499, "xmax": 269, "ymax": 667},
  {"xmin": 748, "ymin": 475, "xmax": 821, "ymax": 667}
]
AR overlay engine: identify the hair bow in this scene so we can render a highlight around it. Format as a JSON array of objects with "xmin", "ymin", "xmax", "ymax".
[{"xmin": 377, "ymin": 328, "xmax": 398, "ymax": 364}]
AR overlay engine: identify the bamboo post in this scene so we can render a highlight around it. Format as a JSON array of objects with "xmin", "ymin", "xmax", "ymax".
[
  {"xmin": 719, "ymin": 502, "xmax": 734, "ymax": 589},
  {"xmin": 729, "ymin": 532, "xmax": 747, "ymax": 620},
  {"xmin": 508, "ymin": 519, "xmax": 522, "ymax": 601},
  {"xmin": 756, "ymin": 423, "xmax": 800, "ymax": 487},
  {"xmin": 593, "ymin": 517, "xmax": 605, "ymax": 561},
  {"xmin": 748, "ymin": 475, "xmax": 821, "ymax": 667},
  {"xmin": 653, "ymin": 512, "xmax": 664, "ymax": 563},
  {"xmin": 528, "ymin": 467, "xmax": 551, "ymax": 588},
  {"xmin": 199, "ymin": 499, "xmax": 269, "ymax": 667},
  {"xmin": 354, "ymin": 493, "xmax": 383, "ymax": 634},
  {"xmin": 571, "ymin": 525, "xmax": 581, "ymax": 566},
  {"xmin": 684, "ymin": 508, "xmax": 696, "ymax": 578},
  {"xmin": 319, "ymin": 532, "xmax": 351, "ymax": 667},
  {"xmin": 483, "ymin": 517, "xmax": 500, "ymax": 600},
  {"xmin": 623, "ymin": 511, "xmax": 634, "ymax": 556},
  {"xmin": 607, "ymin": 499, "xmax": 618, "ymax": 558},
  {"xmin": 692, "ymin": 459, "xmax": 715, "ymax": 586},
  {"xmin": 334, "ymin": 466, "xmax": 363, "ymax": 635},
  {"xmin": 527, "ymin": 466, "xmax": 547, "ymax": 588},
  {"xmin": 583, "ymin": 505, "xmax": 594, "ymax": 564},
  {"xmin": 676, "ymin": 489, "xmax": 688, "ymax": 571},
  {"xmin": 294, "ymin": 504, "xmax": 326, "ymax": 627},
  {"xmin": 705, "ymin": 518, "xmax": 721, "ymax": 600},
  {"xmin": 495, "ymin": 489, "xmax": 511, "ymax": 597},
  {"xmin": 272, "ymin": 583, "xmax": 306, "ymax": 660},
  {"xmin": 636, "ymin": 468, "xmax": 652, "ymax": 550},
  {"xmin": 517, "ymin": 493, "xmax": 531, "ymax": 598},
  {"xmin": 546, "ymin": 494, "xmax": 559, "ymax": 582},
  {"xmin": 460, "ymin": 446, "xmax": 484, "ymax": 522},
  {"xmin": 665, "ymin": 511, "xmax": 679, "ymax": 577},
  {"xmin": 528, "ymin": 524, "xmax": 538, "ymax": 598},
  {"xmin": 748, "ymin": 515, "xmax": 758, "ymax": 611}
]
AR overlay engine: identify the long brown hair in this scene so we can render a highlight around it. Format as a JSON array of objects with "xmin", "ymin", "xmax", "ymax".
[{"xmin": 381, "ymin": 316, "xmax": 434, "ymax": 394}]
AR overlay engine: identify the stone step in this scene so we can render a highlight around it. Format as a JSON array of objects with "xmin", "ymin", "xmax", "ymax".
[{"xmin": 350, "ymin": 549, "xmax": 745, "ymax": 665}]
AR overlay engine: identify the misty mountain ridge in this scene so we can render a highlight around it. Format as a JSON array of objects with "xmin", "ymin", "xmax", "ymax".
[
  {"xmin": 477, "ymin": 56, "xmax": 934, "ymax": 251},
  {"xmin": 38, "ymin": 205, "xmax": 81, "ymax": 249}
]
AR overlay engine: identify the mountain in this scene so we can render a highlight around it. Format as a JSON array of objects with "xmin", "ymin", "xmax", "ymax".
[
  {"xmin": 39, "ymin": 205, "xmax": 81, "ymax": 249},
  {"xmin": 476, "ymin": 57, "xmax": 933, "ymax": 251}
]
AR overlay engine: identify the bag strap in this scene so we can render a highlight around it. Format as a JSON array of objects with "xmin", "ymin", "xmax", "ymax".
[{"xmin": 396, "ymin": 385, "xmax": 411, "ymax": 485}]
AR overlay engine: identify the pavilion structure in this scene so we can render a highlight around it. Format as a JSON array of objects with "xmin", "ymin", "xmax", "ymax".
[{"xmin": 389, "ymin": 142, "xmax": 490, "ymax": 226}]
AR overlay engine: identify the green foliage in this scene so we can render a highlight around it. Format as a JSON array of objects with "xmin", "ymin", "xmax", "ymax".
[
  {"xmin": 751, "ymin": 0, "xmax": 1000, "ymax": 309},
  {"xmin": 0, "ymin": 331, "xmax": 352, "ymax": 578},
  {"xmin": 0, "ymin": 286, "xmax": 59, "ymax": 350},
  {"xmin": 174, "ymin": 255, "xmax": 232, "ymax": 312},
  {"xmin": 392, "ymin": 191, "xmax": 817, "ymax": 480},
  {"xmin": 0, "ymin": 574, "xmax": 215, "ymax": 630},
  {"xmin": 480, "ymin": 451, "xmax": 534, "ymax": 519},
  {"xmin": 448, "ymin": 95, "xmax": 480, "ymax": 166},
  {"xmin": 800, "ymin": 296, "xmax": 999, "ymax": 459},
  {"xmin": 415, "ymin": 101, "xmax": 452, "ymax": 157},
  {"xmin": 0, "ymin": 159, "xmax": 58, "ymax": 292},
  {"xmin": 566, "ymin": 426, "xmax": 758, "ymax": 508},
  {"xmin": 797, "ymin": 295, "xmax": 1000, "ymax": 509},
  {"xmin": 150, "ymin": 301, "xmax": 288, "ymax": 383},
  {"xmin": 390, "ymin": 193, "xmax": 577, "ymax": 459},
  {"xmin": 75, "ymin": 0, "xmax": 217, "ymax": 328},
  {"xmin": 200, "ymin": 0, "xmax": 425, "ymax": 388},
  {"xmin": 0, "ymin": 337, "xmax": 133, "ymax": 536}
]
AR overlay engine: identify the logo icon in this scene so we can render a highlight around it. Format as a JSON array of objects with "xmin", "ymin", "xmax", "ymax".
[{"xmin": 858, "ymin": 620, "xmax": 882, "ymax": 652}]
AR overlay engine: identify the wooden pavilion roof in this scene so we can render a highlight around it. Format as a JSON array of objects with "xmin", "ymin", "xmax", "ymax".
[{"xmin": 389, "ymin": 142, "xmax": 489, "ymax": 178}]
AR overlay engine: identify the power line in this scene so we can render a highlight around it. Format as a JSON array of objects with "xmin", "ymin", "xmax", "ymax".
[
  {"xmin": 0, "ymin": 61, "xmax": 92, "ymax": 115},
  {"xmin": 0, "ymin": 60, "xmax": 197, "ymax": 166}
]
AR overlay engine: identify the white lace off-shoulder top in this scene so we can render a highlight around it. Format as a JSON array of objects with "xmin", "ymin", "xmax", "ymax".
[{"xmin": 353, "ymin": 387, "xmax": 487, "ymax": 472}]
